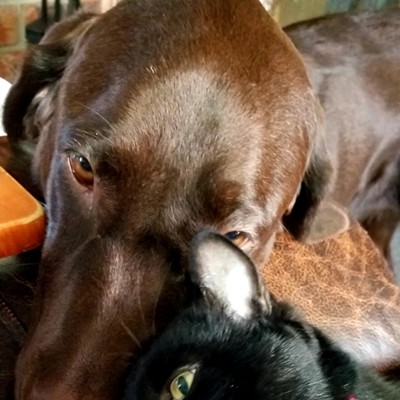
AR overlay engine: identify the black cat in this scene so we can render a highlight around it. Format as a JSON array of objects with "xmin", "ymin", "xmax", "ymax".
[{"xmin": 123, "ymin": 231, "xmax": 398, "ymax": 399}]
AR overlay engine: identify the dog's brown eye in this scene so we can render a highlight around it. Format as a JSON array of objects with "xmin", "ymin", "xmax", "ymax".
[
  {"xmin": 224, "ymin": 231, "xmax": 249, "ymax": 247},
  {"xmin": 68, "ymin": 154, "xmax": 94, "ymax": 188}
]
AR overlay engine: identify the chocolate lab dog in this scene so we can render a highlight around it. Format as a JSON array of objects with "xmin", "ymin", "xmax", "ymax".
[
  {"xmin": 285, "ymin": 9, "xmax": 400, "ymax": 258},
  {"xmin": 3, "ymin": 1, "xmax": 333, "ymax": 398}
]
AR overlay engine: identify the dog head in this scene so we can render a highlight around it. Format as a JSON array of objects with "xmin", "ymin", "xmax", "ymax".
[{"xmin": 4, "ymin": 1, "xmax": 334, "ymax": 398}]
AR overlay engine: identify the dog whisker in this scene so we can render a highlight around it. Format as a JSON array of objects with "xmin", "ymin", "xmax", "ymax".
[
  {"xmin": 121, "ymin": 320, "xmax": 142, "ymax": 349},
  {"xmin": 135, "ymin": 269, "xmax": 148, "ymax": 332},
  {"xmin": 79, "ymin": 103, "xmax": 118, "ymax": 138},
  {"xmin": 151, "ymin": 269, "xmax": 168, "ymax": 336},
  {"xmin": 5, "ymin": 262, "xmax": 39, "ymax": 268}
]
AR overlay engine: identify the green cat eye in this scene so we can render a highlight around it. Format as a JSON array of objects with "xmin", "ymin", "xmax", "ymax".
[{"xmin": 169, "ymin": 370, "xmax": 195, "ymax": 399}]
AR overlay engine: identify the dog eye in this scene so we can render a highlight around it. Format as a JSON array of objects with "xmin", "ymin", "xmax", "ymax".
[
  {"xmin": 68, "ymin": 154, "xmax": 94, "ymax": 188},
  {"xmin": 224, "ymin": 231, "xmax": 249, "ymax": 247},
  {"xmin": 169, "ymin": 370, "xmax": 195, "ymax": 399}
]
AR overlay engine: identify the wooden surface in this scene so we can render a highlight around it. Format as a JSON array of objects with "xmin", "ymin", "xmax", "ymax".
[{"xmin": 0, "ymin": 162, "xmax": 45, "ymax": 258}]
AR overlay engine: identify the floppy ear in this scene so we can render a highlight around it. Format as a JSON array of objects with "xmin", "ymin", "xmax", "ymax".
[
  {"xmin": 3, "ymin": 12, "xmax": 98, "ymax": 193},
  {"xmin": 304, "ymin": 201, "xmax": 350, "ymax": 244},
  {"xmin": 283, "ymin": 102, "xmax": 349, "ymax": 242},
  {"xmin": 188, "ymin": 231, "xmax": 272, "ymax": 320}
]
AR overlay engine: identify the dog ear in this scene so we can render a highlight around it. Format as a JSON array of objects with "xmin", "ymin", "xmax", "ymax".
[
  {"xmin": 3, "ymin": 13, "xmax": 98, "ymax": 192},
  {"xmin": 188, "ymin": 231, "xmax": 273, "ymax": 321},
  {"xmin": 304, "ymin": 201, "xmax": 350, "ymax": 244},
  {"xmin": 283, "ymin": 103, "xmax": 349, "ymax": 242}
]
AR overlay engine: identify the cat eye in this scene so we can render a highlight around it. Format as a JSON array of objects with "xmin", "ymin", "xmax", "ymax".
[
  {"xmin": 68, "ymin": 153, "xmax": 94, "ymax": 188},
  {"xmin": 169, "ymin": 370, "xmax": 195, "ymax": 399},
  {"xmin": 224, "ymin": 231, "xmax": 249, "ymax": 247}
]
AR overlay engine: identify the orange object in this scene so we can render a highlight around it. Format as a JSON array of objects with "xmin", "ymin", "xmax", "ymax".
[{"xmin": 0, "ymin": 166, "xmax": 45, "ymax": 257}]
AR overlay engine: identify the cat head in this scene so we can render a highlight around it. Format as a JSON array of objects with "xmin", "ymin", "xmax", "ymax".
[{"xmin": 123, "ymin": 231, "xmax": 357, "ymax": 400}]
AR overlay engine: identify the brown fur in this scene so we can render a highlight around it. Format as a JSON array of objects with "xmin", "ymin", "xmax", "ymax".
[
  {"xmin": 3, "ymin": 1, "xmax": 332, "ymax": 399},
  {"xmin": 286, "ymin": 9, "xmax": 400, "ymax": 257}
]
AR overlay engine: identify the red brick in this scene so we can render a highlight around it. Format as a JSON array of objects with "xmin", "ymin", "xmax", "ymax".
[
  {"xmin": 0, "ymin": 51, "xmax": 26, "ymax": 83},
  {"xmin": 0, "ymin": 5, "xmax": 20, "ymax": 47},
  {"xmin": 23, "ymin": 4, "xmax": 40, "ymax": 26}
]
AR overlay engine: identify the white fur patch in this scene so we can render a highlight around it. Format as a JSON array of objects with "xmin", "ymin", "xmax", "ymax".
[{"xmin": 197, "ymin": 240, "xmax": 256, "ymax": 320}]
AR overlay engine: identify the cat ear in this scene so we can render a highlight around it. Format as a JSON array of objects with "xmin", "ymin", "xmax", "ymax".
[{"xmin": 189, "ymin": 231, "xmax": 272, "ymax": 320}]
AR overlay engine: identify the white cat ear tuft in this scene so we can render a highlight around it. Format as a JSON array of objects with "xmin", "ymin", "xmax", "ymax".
[{"xmin": 189, "ymin": 231, "xmax": 272, "ymax": 320}]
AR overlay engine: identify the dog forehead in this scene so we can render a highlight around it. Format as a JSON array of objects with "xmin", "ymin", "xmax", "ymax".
[
  {"xmin": 79, "ymin": 70, "xmax": 293, "ymax": 237},
  {"xmin": 60, "ymin": 64, "xmax": 308, "ymax": 234},
  {"xmin": 114, "ymin": 68, "xmax": 263, "ymax": 179},
  {"xmin": 82, "ymin": 70, "xmax": 257, "ymax": 228}
]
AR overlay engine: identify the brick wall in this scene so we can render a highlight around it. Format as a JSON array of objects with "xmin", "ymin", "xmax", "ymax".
[
  {"xmin": 0, "ymin": 0, "xmax": 40, "ymax": 81},
  {"xmin": 0, "ymin": 0, "xmax": 39, "ymax": 52},
  {"xmin": 0, "ymin": 0, "xmax": 101, "ymax": 82}
]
